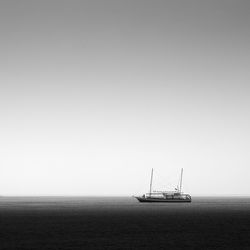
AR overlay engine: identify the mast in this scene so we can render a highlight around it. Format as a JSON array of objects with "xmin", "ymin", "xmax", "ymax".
[
  {"xmin": 179, "ymin": 168, "xmax": 183, "ymax": 193},
  {"xmin": 149, "ymin": 168, "xmax": 153, "ymax": 197}
]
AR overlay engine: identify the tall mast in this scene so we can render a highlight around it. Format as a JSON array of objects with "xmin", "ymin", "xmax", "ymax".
[
  {"xmin": 179, "ymin": 168, "xmax": 183, "ymax": 193},
  {"xmin": 149, "ymin": 168, "xmax": 153, "ymax": 197}
]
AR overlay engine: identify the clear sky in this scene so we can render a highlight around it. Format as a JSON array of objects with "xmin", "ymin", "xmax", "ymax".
[{"xmin": 0, "ymin": 0, "xmax": 250, "ymax": 196}]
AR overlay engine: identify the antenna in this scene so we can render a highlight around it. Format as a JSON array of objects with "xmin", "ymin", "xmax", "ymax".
[
  {"xmin": 149, "ymin": 168, "xmax": 153, "ymax": 197},
  {"xmin": 180, "ymin": 168, "xmax": 183, "ymax": 193}
]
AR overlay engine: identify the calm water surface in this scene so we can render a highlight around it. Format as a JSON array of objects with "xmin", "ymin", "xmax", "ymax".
[{"xmin": 1, "ymin": 196, "xmax": 250, "ymax": 249}]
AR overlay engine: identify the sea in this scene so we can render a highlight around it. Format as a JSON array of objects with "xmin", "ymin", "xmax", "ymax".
[{"xmin": 1, "ymin": 196, "xmax": 250, "ymax": 249}]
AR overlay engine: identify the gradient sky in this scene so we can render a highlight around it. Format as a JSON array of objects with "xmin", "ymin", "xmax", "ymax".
[{"xmin": 0, "ymin": 0, "xmax": 250, "ymax": 195}]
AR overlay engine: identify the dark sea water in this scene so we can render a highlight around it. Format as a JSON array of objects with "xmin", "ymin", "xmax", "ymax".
[{"xmin": 1, "ymin": 196, "xmax": 250, "ymax": 249}]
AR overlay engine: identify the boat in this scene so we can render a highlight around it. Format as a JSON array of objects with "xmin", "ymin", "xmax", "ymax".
[{"xmin": 134, "ymin": 168, "xmax": 191, "ymax": 202}]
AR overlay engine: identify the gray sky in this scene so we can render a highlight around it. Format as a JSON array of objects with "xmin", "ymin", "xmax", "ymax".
[{"xmin": 0, "ymin": 0, "xmax": 250, "ymax": 195}]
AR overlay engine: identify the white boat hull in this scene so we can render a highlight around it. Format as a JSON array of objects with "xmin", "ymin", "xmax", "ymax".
[{"xmin": 135, "ymin": 196, "xmax": 191, "ymax": 203}]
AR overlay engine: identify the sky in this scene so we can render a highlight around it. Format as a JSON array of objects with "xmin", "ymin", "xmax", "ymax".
[{"xmin": 0, "ymin": 0, "xmax": 250, "ymax": 196}]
